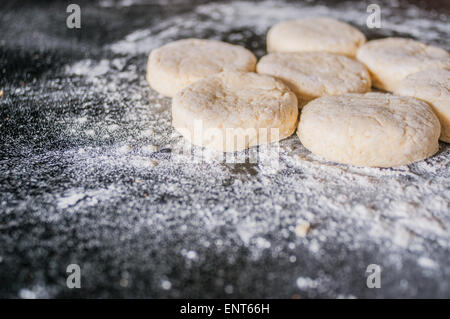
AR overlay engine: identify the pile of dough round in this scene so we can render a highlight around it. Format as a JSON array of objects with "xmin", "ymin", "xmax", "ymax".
[
  {"xmin": 147, "ymin": 38, "xmax": 257, "ymax": 97},
  {"xmin": 266, "ymin": 18, "xmax": 366, "ymax": 57},
  {"xmin": 257, "ymin": 52, "xmax": 371, "ymax": 106},
  {"xmin": 394, "ymin": 69, "xmax": 450, "ymax": 143},
  {"xmin": 172, "ymin": 71, "xmax": 298, "ymax": 152},
  {"xmin": 297, "ymin": 93, "xmax": 440, "ymax": 167},
  {"xmin": 357, "ymin": 38, "xmax": 450, "ymax": 92}
]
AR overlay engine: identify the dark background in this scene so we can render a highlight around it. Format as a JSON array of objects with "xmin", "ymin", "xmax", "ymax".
[{"xmin": 1, "ymin": 0, "xmax": 449, "ymax": 298}]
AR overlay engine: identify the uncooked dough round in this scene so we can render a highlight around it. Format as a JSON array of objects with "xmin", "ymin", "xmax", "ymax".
[
  {"xmin": 172, "ymin": 71, "xmax": 298, "ymax": 152},
  {"xmin": 146, "ymin": 38, "xmax": 257, "ymax": 97},
  {"xmin": 266, "ymin": 18, "xmax": 366, "ymax": 57},
  {"xmin": 394, "ymin": 69, "xmax": 450, "ymax": 143},
  {"xmin": 257, "ymin": 52, "xmax": 371, "ymax": 106},
  {"xmin": 356, "ymin": 38, "xmax": 450, "ymax": 92},
  {"xmin": 297, "ymin": 93, "xmax": 440, "ymax": 167}
]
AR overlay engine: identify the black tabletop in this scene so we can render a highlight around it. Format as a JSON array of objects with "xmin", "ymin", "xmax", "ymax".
[{"xmin": 1, "ymin": 0, "xmax": 449, "ymax": 298}]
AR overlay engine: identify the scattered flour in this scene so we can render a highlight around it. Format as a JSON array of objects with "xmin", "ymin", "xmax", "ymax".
[
  {"xmin": 19, "ymin": 0, "xmax": 448, "ymax": 298},
  {"xmin": 296, "ymin": 276, "xmax": 320, "ymax": 290},
  {"xmin": 108, "ymin": 0, "xmax": 449, "ymax": 56}
]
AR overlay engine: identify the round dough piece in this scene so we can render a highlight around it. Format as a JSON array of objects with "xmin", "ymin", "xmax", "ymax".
[
  {"xmin": 356, "ymin": 38, "xmax": 450, "ymax": 92},
  {"xmin": 147, "ymin": 38, "xmax": 257, "ymax": 97},
  {"xmin": 257, "ymin": 52, "xmax": 371, "ymax": 106},
  {"xmin": 172, "ymin": 71, "xmax": 298, "ymax": 152},
  {"xmin": 297, "ymin": 93, "xmax": 440, "ymax": 167},
  {"xmin": 266, "ymin": 18, "xmax": 366, "ymax": 57},
  {"xmin": 394, "ymin": 69, "xmax": 450, "ymax": 143}
]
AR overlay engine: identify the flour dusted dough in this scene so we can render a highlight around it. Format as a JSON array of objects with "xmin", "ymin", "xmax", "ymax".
[
  {"xmin": 147, "ymin": 38, "xmax": 257, "ymax": 97},
  {"xmin": 266, "ymin": 18, "xmax": 366, "ymax": 57},
  {"xmin": 357, "ymin": 38, "xmax": 450, "ymax": 92},
  {"xmin": 172, "ymin": 71, "xmax": 298, "ymax": 152},
  {"xmin": 394, "ymin": 69, "xmax": 450, "ymax": 143},
  {"xmin": 257, "ymin": 52, "xmax": 371, "ymax": 106},
  {"xmin": 298, "ymin": 93, "xmax": 440, "ymax": 167}
]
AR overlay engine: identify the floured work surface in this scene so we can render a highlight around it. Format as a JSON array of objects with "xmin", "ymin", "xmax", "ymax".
[{"xmin": 0, "ymin": 0, "xmax": 449, "ymax": 298}]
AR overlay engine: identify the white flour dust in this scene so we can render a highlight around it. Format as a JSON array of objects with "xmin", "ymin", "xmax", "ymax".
[
  {"xmin": 108, "ymin": 0, "xmax": 449, "ymax": 56},
  {"xmin": 57, "ymin": 0, "xmax": 450, "ymax": 297}
]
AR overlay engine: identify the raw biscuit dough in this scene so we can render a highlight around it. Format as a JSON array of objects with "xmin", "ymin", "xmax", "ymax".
[
  {"xmin": 172, "ymin": 71, "xmax": 298, "ymax": 152},
  {"xmin": 257, "ymin": 52, "xmax": 371, "ymax": 106},
  {"xmin": 146, "ymin": 38, "xmax": 257, "ymax": 97},
  {"xmin": 356, "ymin": 38, "xmax": 450, "ymax": 92},
  {"xmin": 394, "ymin": 69, "xmax": 450, "ymax": 143},
  {"xmin": 266, "ymin": 18, "xmax": 366, "ymax": 57},
  {"xmin": 297, "ymin": 93, "xmax": 440, "ymax": 167}
]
